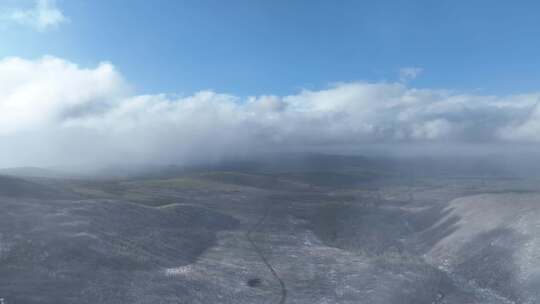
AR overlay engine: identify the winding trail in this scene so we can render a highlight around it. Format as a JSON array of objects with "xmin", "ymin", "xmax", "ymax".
[{"xmin": 245, "ymin": 202, "xmax": 288, "ymax": 304}]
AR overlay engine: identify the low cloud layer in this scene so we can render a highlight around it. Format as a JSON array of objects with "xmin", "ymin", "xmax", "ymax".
[{"xmin": 0, "ymin": 56, "xmax": 539, "ymax": 167}]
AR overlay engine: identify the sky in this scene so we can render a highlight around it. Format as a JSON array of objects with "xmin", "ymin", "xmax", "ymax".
[
  {"xmin": 2, "ymin": 0, "xmax": 540, "ymax": 96},
  {"xmin": 1, "ymin": 0, "xmax": 540, "ymax": 167}
]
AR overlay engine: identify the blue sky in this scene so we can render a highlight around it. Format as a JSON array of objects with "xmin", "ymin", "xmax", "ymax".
[{"xmin": 2, "ymin": 0, "xmax": 540, "ymax": 96}]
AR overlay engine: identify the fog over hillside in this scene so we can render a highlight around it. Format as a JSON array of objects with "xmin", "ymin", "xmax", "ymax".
[{"xmin": 1, "ymin": 57, "xmax": 540, "ymax": 167}]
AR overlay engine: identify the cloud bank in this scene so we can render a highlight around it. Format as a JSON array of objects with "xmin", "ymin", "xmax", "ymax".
[
  {"xmin": 0, "ymin": 56, "xmax": 539, "ymax": 167},
  {"xmin": 1, "ymin": 0, "xmax": 67, "ymax": 31}
]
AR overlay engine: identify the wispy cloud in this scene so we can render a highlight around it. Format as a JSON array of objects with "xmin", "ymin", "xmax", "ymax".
[
  {"xmin": 2, "ymin": 0, "xmax": 67, "ymax": 31},
  {"xmin": 399, "ymin": 67, "xmax": 423, "ymax": 83}
]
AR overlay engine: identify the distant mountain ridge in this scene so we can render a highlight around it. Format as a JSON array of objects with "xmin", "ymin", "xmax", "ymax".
[
  {"xmin": 0, "ymin": 174, "xmax": 77, "ymax": 199},
  {"xmin": 0, "ymin": 167, "xmax": 71, "ymax": 178}
]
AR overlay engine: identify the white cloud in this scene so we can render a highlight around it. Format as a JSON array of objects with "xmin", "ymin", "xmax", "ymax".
[
  {"xmin": 0, "ymin": 56, "xmax": 127, "ymax": 134},
  {"xmin": 2, "ymin": 0, "xmax": 67, "ymax": 31},
  {"xmin": 1, "ymin": 56, "xmax": 540, "ymax": 167},
  {"xmin": 399, "ymin": 67, "xmax": 423, "ymax": 82}
]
